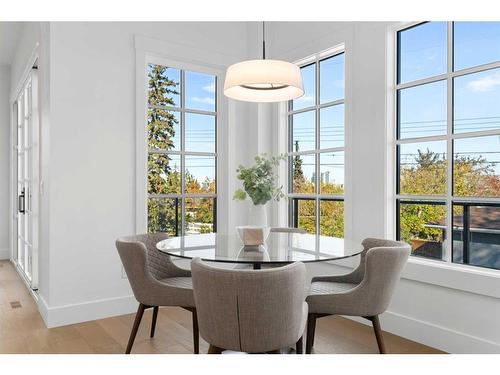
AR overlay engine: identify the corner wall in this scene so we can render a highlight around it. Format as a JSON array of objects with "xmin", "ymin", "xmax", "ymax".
[{"xmin": 0, "ymin": 65, "xmax": 10, "ymax": 259}]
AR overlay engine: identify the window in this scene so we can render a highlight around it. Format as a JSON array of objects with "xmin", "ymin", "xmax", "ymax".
[
  {"xmin": 147, "ymin": 63, "xmax": 217, "ymax": 236},
  {"xmin": 395, "ymin": 22, "xmax": 500, "ymax": 270},
  {"xmin": 288, "ymin": 51, "xmax": 345, "ymax": 238}
]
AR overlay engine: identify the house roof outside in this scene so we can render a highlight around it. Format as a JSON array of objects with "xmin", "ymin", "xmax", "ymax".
[{"xmin": 429, "ymin": 205, "xmax": 500, "ymax": 231}]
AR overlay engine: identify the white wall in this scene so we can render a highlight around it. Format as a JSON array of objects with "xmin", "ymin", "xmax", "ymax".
[
  {"xmin": 0, "ymin": 65, "xmax": 10, "ymax": 259},
  {"xmin": 265, "ymin": 21, "xmax": 500, "ymax": 354},
  {"xmin": 36, "ymin": 22, "xmax": 256, "ymax": 326}
]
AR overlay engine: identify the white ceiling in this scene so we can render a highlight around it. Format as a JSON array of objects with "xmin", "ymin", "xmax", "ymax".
[{"xmin": 0, "ymin": 22, "xmax": 23, "ymax": 66}]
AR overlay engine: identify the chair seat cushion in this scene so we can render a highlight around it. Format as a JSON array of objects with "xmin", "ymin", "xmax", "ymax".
[
  {"xmin": 308, "ymin": 281, "xmax": 358, "ymax": 295},
  {"xmin": 160, "ymin": 277, "xmax": 193, "ymax": 289}
]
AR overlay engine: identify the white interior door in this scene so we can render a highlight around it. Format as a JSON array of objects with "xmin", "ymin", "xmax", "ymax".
[{"xmin": 13, "ymin": 69, "xmax": 39, "ymax": 290}]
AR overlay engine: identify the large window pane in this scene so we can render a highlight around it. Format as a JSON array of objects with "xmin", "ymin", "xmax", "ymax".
[
  {"xmin": 148, "ymin": 198, "xmax": 180, "ymax": 236},
  {"xmin": 452, "ymin": 204, "xmax": 500, "ymax": 270},
  {"xmin": 185, "ymin": 113, "xmax": 216, "ymax": 153},
  {"xmin": 398, "ymin": 200, "xmax": 446, "ymax": 260},
  {"xmin": 399, "ymin": 140, "xmax": 447, "ymax": 195},
  {"xmin": 320, "ymin": 200, "xmax": 344, "ymax": 238},
  {"xmin": 398, "ymin": 80, "xmax": 447, "ymax": 139},
  {"xmin": 148, "ymin": 154, "xmax": 181, "ymax": 194},
  {"xmin": 147, "ymin": 64, "xmax": 217, "ymax": 237},
  {"xmin": 148, "ymin": 109, "xmax": 180, "ymax": 151},
  {"xmin": 185, "ymin": 155, "xmax": 216, "ymax": 194},
  {"xmin": 185, "ymin": 71, "xmax": 216, "ymax": 112},
  {"xmin": 291, "ymin": 154, "xmax": 316, "ymax": 194},
  {"xmin": 291, "ymin": 198, "xmax": 316, "ymax": 234},
  {"xmin": 147, "ymin": 64, "xmax": 180, "ymax": 107},
  {"xmin": 397, "ymin": 22, "xmax": 447, "ymax": 84},
  {"xmin": 320, "ymin": 104, "xmax": 344, "ymax": 149},
  {"xmin": 320, "ymin": 53, "xmax": 344, "ymax": 103},
  {"xmin": 291, "ymin": 110, "xmax": 315, "ymax": 152},
  {"xmin": 320, "ymin": 152, "xmax": 344, "ymax": 194},
  {"xmin": 454, "ymin": 68, "xmax": 500, "ymax": 134},
  {"xmin": 453, "ymin": 136, "xmax": 500, "ymax": 197},
  {"xmin": 292, "ymin": 63, "xmax": 315, "ymax": 110},
  {"xmin": 454, "ymin": 22, "xmax": 500, "ymax": 71},
  {"xmin": 185, "ymin": 198, "xmax": 215, "ymax": 235}
]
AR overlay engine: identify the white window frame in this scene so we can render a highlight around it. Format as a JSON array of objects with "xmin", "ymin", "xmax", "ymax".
[
  {"xmin": 389, "ymin": 21, "xmax": 500, "ymax": 276},
  {"xmin": 135, "ymin": 37, "xmax": 228, "ymax": 236},
  {"xmin": 282, "ymin": 45, "xmax": 348, "ymax": 246}
]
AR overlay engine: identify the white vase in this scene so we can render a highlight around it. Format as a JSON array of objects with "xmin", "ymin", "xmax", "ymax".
[{"xmin": 248, "ymin": 203, "xmax": 268, "ymax": 228}]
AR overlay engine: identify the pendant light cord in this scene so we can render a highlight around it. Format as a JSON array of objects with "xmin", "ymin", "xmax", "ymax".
[{"xmin": 262, "ymin": 21, "xmax": 266, "ymax": 59}]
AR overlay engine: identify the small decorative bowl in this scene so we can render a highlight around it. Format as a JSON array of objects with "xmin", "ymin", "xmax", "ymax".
[{"xmin": 236, "ymin": 226, "xmax": 271, "ymax": 246}]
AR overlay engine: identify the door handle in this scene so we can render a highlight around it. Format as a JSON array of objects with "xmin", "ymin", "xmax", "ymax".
[{"xmin": 18, "ymin": 189, "xmax": 25, "ymax": 214}]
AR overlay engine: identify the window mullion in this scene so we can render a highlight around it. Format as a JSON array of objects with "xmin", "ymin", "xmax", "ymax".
[
  {"xmin": 315, "ymin": 59, "xmax": 321, "ymax": 240},
  {"xmin": 180, "ymin": 69, "xmax": 186, "ymax": 236},
  {"xmin": 444, "ymin": 21, "xmax": 454, "ymax": 263}
]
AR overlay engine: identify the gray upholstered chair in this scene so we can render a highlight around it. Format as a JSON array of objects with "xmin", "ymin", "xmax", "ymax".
[
  {"xmin": 270, "ymin": 227, "xmax": 307, "ymax": 234},
  {"xmin": 191, "ymin": 258, "xmax": 308, "ymax": 354},
  {"xmin": 115, "ymin": 233, "xmax": 199, "ymax": 354},
  {"xmin": 305, "ymin": 238, "xmax": 410, "ymax": 354}
]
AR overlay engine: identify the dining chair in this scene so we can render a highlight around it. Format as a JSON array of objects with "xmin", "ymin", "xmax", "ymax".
[
  {"xmin": 270, "ymin": 227, "xmax": 307, "ymax": 234},
  {"xmin": 305, "ymin": 238, "xmax": 410, "ymax": 354},
  {"xmin": 115, "ymin": 233, "xmax": 199, "ymax": 354},
  {"xmin": 191, "ymin": 258, "xmax": 308, "ymax": 354}
]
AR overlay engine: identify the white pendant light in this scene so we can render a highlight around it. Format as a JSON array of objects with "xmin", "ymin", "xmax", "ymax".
[{"xmin": 224, "ymin": 22, "xmax": 304, "ymax": 103}]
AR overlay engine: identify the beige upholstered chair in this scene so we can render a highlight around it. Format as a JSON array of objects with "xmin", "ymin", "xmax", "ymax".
[
  {"xmin": 116, "ymin": 233, "xmax": 199, "ymax": 354},
  {"xmin": 270, "ymin": 227, "xmax": 307, "ymax": 234},
  {"xmin": 305, "ymin": 238, "xmax": 410, "ymax": 354},
  {"xmin": 191, "ymin": 258, "xmax": 308, "ymax": 354}
]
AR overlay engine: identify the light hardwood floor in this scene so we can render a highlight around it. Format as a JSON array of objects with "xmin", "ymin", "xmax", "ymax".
[{"xmin": 0, "ymin": 260, "xmax": 443, "ymax": 354}]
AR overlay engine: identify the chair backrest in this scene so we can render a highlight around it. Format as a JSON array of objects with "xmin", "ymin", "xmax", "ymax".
[
  {"xmin": 358, "ymin": 240, "xmax": 410, "ymax": 315},
  {"xmin": 115, "ymin": 233, "xmax": 188, "ymax": 304},
  {"xmin": 270, "ymin": 227, "xmax": 307, "ymax": 234},
  {"xmin": 348, "ymin": 237, "xmax": 406, "ymax": 283},
  {"xmin": 191, "ymin": 258, "xmax": 306, "ymax": 353}
]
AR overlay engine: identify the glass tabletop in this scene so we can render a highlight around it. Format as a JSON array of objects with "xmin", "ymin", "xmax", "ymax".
[{"xmin": 156, "ymin": 232, "xmax": 363, "ymax": 267}]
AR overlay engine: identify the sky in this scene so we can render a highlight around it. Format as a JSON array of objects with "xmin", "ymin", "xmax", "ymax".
[
  {"xmin": 148, "ymin": 66, "xmax": 216, "ymax": 182},
  {"xmin": 398, "ymin": 22, "xmax": 500, "ymax": 184},
  {"xmin": 291, "ymin": 53, "xmax": 346, "ymax": 187}
]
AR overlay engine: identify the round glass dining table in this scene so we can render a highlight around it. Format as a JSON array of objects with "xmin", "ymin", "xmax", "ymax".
[{"xmin": 156, "ymin": 232, "xmax": 363, "ymax": 269}]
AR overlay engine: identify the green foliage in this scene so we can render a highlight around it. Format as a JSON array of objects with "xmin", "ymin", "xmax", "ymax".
[
  {"xmin": 233, "ymin": 154, "xmax": 286, "ymax": 205},
  {"xmin": 320, "ymin": 201, "xmax": 344, "ymax": 238},
  {"xmin": 400, "ymin": 148, "xmax": 447, "ymax": 195},
  {"xmin": 399, "ymin": 149, "xmax": 500, "ymax": 249}
]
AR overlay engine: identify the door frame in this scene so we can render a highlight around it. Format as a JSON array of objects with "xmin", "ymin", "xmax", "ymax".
[{"xmin": 9, "ymin": 47, "xmax": 40, "ymax": 290}]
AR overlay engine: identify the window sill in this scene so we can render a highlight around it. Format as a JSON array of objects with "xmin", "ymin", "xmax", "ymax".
[
  {"xmin": 321, "ymin": 254, "xmax": 500, "ymax": 299},
  {"xmin": 402, "ymin": 257, "xmax": 500, "ymax": 299}
]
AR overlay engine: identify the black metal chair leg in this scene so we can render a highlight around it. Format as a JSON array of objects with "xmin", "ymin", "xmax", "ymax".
[
  {"xmin": 150, "ymin": 306, "xmax": 159, "ymax": 338},
  {"xmin": 306, "ymin": 313, "xmax": 317, "ymax": 354},
  {"xmin": 126, "ymin": 303, "xmax": 147, "ymax": 354}
]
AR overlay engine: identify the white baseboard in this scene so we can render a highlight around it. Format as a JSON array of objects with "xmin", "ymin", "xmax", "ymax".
[
  {"xmin": 346, "ymin": 311, "xmax": 500, "ymax": 354},
  {"xmin": 37, "ymin": 294, "xmax": 138, "ymax": 328},
  {"xmin": 0, "ymin": 248, "xmax": 10, "ymax": 260}
]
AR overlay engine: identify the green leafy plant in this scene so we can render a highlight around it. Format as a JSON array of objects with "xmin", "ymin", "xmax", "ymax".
[{"xmin": 233, "ymin": 153, "xmax": 286, "ymax": 205}]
